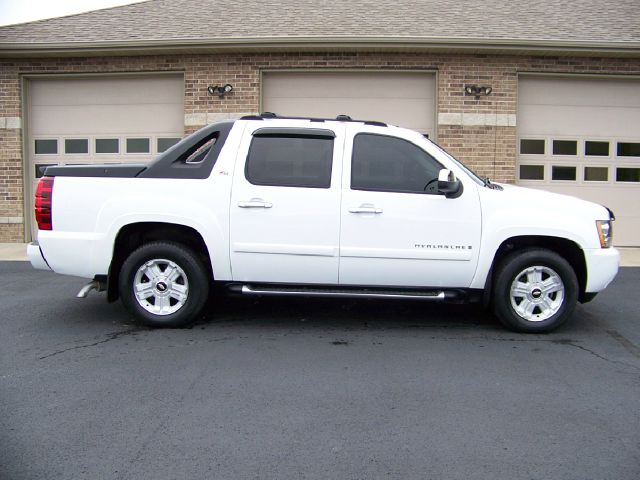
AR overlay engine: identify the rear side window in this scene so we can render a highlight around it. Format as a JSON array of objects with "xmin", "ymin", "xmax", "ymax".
[
  {"xmin": 183, "ymin": 137, "xmax": 216, "ymax": 164},
  {"xmin": 246, "ymin": 134, "xmax": 334, "ymax": 188},
  {"xmin": 351, "ymin": 134, "xmax": 443, "ymax": 194},
  {"xmin": 165, "ymin": 133, "xmax": 218, "ymax": 166}
]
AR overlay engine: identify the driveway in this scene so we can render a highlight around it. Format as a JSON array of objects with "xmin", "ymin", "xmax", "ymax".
[{"xmin": 1, "ymin": 262, "xmax": 639, "ymax": 480}]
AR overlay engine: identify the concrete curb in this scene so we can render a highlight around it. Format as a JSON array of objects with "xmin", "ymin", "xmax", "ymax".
[
  {"xmin": 0, "ymin": 243, "xmax": 28, "ymax": 261},
  {"xmin": 617, "ymin": 248, "xmax": 640, "ymax": 267},
  {"xmin": 1, "ymin": 243, "xmax": 639, "ymax": 266}
]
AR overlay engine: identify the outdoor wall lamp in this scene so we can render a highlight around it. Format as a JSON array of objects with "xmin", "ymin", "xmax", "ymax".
[
  {"xmin": 207, "ymin": 84, "xmax": 234, "ymax": 97},
  {"xmin": 464, "ymin": 84, "xmax": 492, "ymax": 99}
]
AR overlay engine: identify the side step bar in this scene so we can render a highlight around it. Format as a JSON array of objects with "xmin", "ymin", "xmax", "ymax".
[{"xmin": 234, "ymin": 284, "xmax": 448, "ymax": 301}]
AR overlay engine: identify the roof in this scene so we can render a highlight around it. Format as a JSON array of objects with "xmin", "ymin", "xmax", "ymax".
[{"xmin": 1, "ymin": 0, "xmax": 639, "ymax": 57}]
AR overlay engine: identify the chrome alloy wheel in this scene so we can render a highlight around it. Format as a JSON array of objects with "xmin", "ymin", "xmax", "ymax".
[
  {"xmin": 509, "ymin": 266, "xmax": 565, "ymax": 322},
  {"xmin": 133, "ymin": 258, "xmax": 189, "ymax": 316}
]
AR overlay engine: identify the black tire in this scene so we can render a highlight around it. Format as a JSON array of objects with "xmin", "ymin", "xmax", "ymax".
[
  {"xmin": 492, "ymin": 248, "xmax": 578, "ymax": 333},
  {"xmin": 119, "ymin": 241, "xmax": 210, "ymax": 328}
]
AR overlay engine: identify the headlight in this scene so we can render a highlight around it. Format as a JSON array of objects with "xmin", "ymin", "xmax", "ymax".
[{"xmin": 596, "ymin": 220, "xmax": 613, "ymax": 248}]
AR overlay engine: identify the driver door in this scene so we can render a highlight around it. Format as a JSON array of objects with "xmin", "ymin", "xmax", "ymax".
[{"xmin": 339, "ymin": 124, "xmax": 482, "ymax": 288}]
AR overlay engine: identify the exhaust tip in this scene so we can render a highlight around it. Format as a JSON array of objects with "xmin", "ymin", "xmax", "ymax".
[{"xmin": 76, "ymin": 280, "xmax": 101, "ymax": 298}]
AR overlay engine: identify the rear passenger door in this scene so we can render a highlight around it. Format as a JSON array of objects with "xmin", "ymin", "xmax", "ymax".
[{"xmin": 230, "ymin": 123, "xmax": 344, "ymax": 284}]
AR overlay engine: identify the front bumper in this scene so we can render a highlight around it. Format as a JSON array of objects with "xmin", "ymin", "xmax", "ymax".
[
  {"xmin": 584, "ymin": 247, "xmax": 620, "ymax": 292},
  {"xmin": 27, "ymin": 242, "xmax": 51, "ymax": 271}
]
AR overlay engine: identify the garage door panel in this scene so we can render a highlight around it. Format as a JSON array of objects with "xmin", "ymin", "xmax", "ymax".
[
  {"xmin": 30, "ymin": 77, "xmax": 183, "ymax": 106},
  {"xmin": 539, "ymin": 184, "xmax": 636, "ymax": 209},
  {"xmin": 263, "ymin": 71, "xmax": 436, "ymax": 136},
  {"xmin": 519, "ymin": 105, "xmax": 640, "ymax": 138},
  {"xmin": 517, "ymin": 75, "xmax": 640, "ymax": 246},
  {"xmin": 519, "ymin": 77, "xmax": 640, "ymax": 108},
  {"xmin": 264, "ymin": 72, "xmax": 435, "ymax": 100},
  {"xmin": 267, "ymin": 97, "xmax": 433, "ymax": 132},
  {"xmin": 31, "ymin": 104, "xmax": 184, "ymax": 136},
  {"xmin": 540, "ymin": 184, "xmax": 639, "ymax": 244}
]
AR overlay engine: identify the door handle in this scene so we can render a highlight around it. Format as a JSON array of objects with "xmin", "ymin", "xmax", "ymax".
[
  {"xmin": 238, "ymin": 198, "xmax": 273, "ymax": 208},
  {"xmin": 349, "ymin": 204, "xmax": 383, "ymax": 214}
]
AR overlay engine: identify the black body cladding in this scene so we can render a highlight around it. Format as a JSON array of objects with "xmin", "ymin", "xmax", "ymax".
[
  {"xmin": 44, "ymin": 121, "xmax": 235, "ymax": 180},
  {"xmin": 42, "ymin": 164, "xmax": 147, "ymax": 178}
]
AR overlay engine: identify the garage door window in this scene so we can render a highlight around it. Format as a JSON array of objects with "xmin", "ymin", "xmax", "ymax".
[
  {"xmin": 126, "ymin": 138, "xmax": 150, "ymax": 154},
  {"xmin": 157, "ymin": 137, "xmax": 181, "ymax": 153},
  {"xmin": 519, "ymin": 165, "xmax": 545, "ymax": 180},
  {"xmin": 617, "ymin": 142, "xmax": 640, "ymax": 157},
  {"xmin": 34, "ymin": 139, "xmax": 57, "ymax": 155},
  {"xmin": 585, "ymin": 141, "xmax": 609, "ymax": 156},
  {"xmin": 95, "ymin": 138, "xmax": 119, "ymax": 154},
  {"xmin": 351, "ymin": 134, "xmax": 442, "ymax": 194},
  {"xmin": 552, "ymin": 166, "xmax": 576, "ymax": 181},
  {"xmin": 584, "ymin": 166, "xmax": 608, "ymax": 182},
  {"xmin": 553, "ymin": 140, "xmax": 577, "ymax": 156},
  {"xmin": 246, "ymin": 134, "xmax": 334, "ymax": 188},
  {"xmin": 64, "ymin": 139, "xmax": 89, "ymax": 154},
  {"xmin": 520, "ymin": 139, "xmax": 545, "ymax": 155},
  {"xmin": 616, "ymin": 168, "xmax": 640, "ymax": 182}
]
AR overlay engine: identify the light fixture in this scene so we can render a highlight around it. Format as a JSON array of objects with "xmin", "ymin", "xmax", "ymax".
[
  {"xmin": 464, "ymin": 84, "xmax": 492, "ymax": 99},
  {"xmin": 207, "ymin": 84, "xmax": 234, "ymax": 97}
]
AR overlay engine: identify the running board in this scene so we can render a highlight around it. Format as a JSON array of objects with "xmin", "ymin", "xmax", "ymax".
[{"xmin": 234, "ymin": 284, "xmax": 448, "ymax": 301}]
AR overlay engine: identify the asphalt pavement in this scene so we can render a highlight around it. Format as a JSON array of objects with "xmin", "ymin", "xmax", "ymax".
[{"xmin": 1, "ymin": 262, "xmax": 639, "ymax": 480}]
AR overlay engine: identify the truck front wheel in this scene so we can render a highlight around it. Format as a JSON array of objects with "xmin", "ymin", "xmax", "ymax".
[
  {"xmin": 493, "ymin": 248, "xmax": 578, "ymax": 333},
  {"xmin": 119, "ymin": 241, "xmax": 209, "ymax": 328}
]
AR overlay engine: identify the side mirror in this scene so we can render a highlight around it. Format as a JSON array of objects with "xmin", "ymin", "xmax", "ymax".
[{"xmin": 437, "ymin": 169, "xmax": 463, "ymax": 198}]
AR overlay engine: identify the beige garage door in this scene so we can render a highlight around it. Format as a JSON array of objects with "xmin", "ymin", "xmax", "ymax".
[
  {"xmin": 27, "ymin": 74, "xmax": 184, "ymax": 238},
  {"xmin": 517, "ymin": 75, "xmax": 640, "ymax": 246},
  {"xmin": 262, "ymin": 71, "xmax": 436, "ymax": 137}
]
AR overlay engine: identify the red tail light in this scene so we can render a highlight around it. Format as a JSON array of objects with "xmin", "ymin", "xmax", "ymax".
[{"xmin": 35, "ymin": 176, "xmax": 54, "ymax": 230}]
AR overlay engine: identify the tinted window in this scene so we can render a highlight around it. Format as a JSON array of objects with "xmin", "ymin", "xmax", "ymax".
[
  {"xmin": 617, "ymin": 142, "xmax": 640, "ymax": 157},
  {"xmin": 184, "ymin": 137, "xmax": 216, "ymax": 164},
  {"xmin": 585, "ymin": 141, "xmax": 609, "ymax": 156},
  {"xmin": 246, "ymin": 135, "xmax": 333, "ymax": 188},
  {"xmin": 552, "ymin": 140, "xmax": 577, "ymax": 156},
  {"xmin": 351, "ymin": 134, "xmax": 442, "ymax": 194},
  {"xmin": 552, "ymin": 166, "xmax": 576, "ymax": 181},
  {"xmin": 584, "ymin": 167, "xmax": 608, "ymax": 182},
  {"xmin": 126, "ymin": 138, "xmax": 150, "ymax": 153},
  {"xmin": 157, "ymin": 137, "xmax": 181, "ymax": 153},
  {"xmin": 96, "ymin": 138, "xmax": 119, "ymax": 154},
  {"xmin": 520, "ymin": 139, "xmax": 545, "ymax": 155},
  {"xmin": 34, "ymin": 139, "xmax": 57, "ymax": 155},
  {"xmin": 616, "ymin": 168, "xmax": 640, "ymax": 182},
  {"xmin": 65, "ymin": 139, "xmax": 89, "ymax": 154},
  {"xmin": 519, "ymin": 165, "xmax": 544, "ymax": 180}
]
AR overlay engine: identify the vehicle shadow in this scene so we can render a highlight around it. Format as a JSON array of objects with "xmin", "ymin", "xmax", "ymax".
[
  {"xmin": 198, "ymin": 293, "xmax": 502, "ymax": 333},
  {"xmin": 35, "ymin": 276, "xmax": 584, "ymax": 337}
]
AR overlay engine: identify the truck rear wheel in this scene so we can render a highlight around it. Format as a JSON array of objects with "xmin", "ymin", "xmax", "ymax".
[
  {"xmin": 119, "ymin": 241, "xmax": 209, "ymax": 328},
  {"xmin": 493, "ymin": 248, "xmax": 578, "ymax": 333}
]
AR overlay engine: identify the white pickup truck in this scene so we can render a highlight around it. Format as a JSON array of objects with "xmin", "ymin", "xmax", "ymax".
[{"xmin": 28, "ymin": 114, "xmax": 620, "ymax": 332}]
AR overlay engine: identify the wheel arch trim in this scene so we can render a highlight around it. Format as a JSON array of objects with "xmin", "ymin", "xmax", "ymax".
[
  {"xmin": 477, "ymin": 235, "xmax": 588, "ymax": 302},
  {"xmin": 106, "ymin": 220, "xmax": 218, "ymax": 302}
]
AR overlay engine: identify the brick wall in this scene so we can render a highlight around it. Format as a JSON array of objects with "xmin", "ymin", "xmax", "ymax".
[{"xmin": 1, "ymin": 52, "xmax": 639, "ymax": 242}]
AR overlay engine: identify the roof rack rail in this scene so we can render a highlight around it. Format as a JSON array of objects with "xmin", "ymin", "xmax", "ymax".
[{"xmin": 239, "ymin": 113, "xmax": 387, "ymax": 127}]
